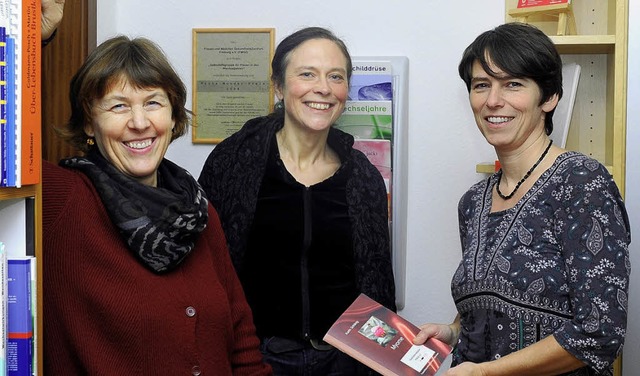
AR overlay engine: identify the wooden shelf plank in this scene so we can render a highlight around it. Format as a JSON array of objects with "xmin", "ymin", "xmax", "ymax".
[
  {"xmin": 0, "ymin": 185, "xmax": 38, "ymax": 200},
  {"xmin": 550, "ymin": 35, "xmax": 616, "ymax": 54},
  {"xmin": 476, "ymin": 163, "xmax": 497, "ymax": 174}
]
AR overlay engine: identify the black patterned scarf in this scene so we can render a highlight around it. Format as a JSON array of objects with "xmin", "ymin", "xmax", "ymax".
[{"xmin": 61, "ymin": 150, "xmax": 208, "ymax": 274}]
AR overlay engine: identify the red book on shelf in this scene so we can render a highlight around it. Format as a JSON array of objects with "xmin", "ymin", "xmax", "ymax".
[
  {"xmin": 324, "ymin": 294, "xmax": 451, "ymax": 376},
  {"xmin": 517, "ymin": 0, "xmax": 569, "ymax": 8},
  {"xmin": 19, "ymin": 0, "xmax": 41, "ymax": 185}
]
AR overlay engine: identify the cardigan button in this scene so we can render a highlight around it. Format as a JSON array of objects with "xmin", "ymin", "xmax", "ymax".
[
  {"xmin": 191, "ymin": 365, "xmax": 201, "ymax": 375},
  {"xmin": 186, "ymin": 306, "xmax": 196, "ymax": 317}
]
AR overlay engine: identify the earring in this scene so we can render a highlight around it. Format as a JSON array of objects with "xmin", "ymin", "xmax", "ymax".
[
  {"xmin": 274, "ymin": 100, "xmax": 284, "ymax": 110},
  {"xmin": 87, "ymin": 138, "xmax": 95, "ymax": 146}
]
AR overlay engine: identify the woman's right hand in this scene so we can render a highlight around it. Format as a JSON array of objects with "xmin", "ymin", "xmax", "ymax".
[
  {"xmin": 42, "ymin": 0, "xmax": 65, "ymax": 40},
  {"xmin": 413, "ymin": 321, "xmax": 460, "ymax": 347}
]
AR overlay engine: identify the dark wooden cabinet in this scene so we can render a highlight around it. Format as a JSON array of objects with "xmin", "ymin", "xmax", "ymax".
[{"xmin": 42, "ymin": 0, "xmax": 93, "ymax": 162}]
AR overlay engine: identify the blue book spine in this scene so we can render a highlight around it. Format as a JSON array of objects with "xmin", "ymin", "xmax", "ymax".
[
  {"xmin": 0, "ymin": 243, "xmax": 7, "ymax": 376},
  {"xmin": 4, "ymin": 36, "xmax": 14, "ymax": 187},
  {"xmin": 6, "ymin": 258, "xmax": 32, "ymax": 376},
  {"xmin": 0, "ymin": 26, "xmax": 6, "ymax": 187}
]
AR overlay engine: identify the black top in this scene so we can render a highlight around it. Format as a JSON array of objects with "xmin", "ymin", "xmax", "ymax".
[
  {"xmin": 198, "ymin": 115, "xmax": 396, "ymax": 318},
  {"xmin": 241, "ymin": 136, "xmax": 357, "ymax": 340}
]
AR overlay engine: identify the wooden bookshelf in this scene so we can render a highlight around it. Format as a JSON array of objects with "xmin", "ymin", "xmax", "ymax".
[
  {"xmin": 0, "ymin": 185, "xmax": 38, "ymax": 200},
  {"xmin": 0, "ymin": 183, "xmax": 42, "ymax": 375},
  {"xmin": 0, "ymin": 0, "xmax": 46, "ymax": 371}
]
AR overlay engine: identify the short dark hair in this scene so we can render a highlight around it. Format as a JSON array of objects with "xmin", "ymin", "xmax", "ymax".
[
  {"xmin": 458, "ymin": 22, "xmax": 563, "ymax": 135},
  {"xmin": 270, "ymin": 27, "xmax": 352, "ymax": 116},
  {"xmin": 60, "ymin": 35, "xmax": 189, "ymax": 152}
]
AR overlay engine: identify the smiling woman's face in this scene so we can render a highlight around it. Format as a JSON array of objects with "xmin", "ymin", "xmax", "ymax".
[
  {"xmin": 469, "ymin": 59, "xmax": 557, "ymax": 151},
  {"xmin": 276, "ymin": 38, "xmax": 349, "ymax": 133},
  {"xmin": 86, "ymin": 79, "xmax": 175, "ymax": 186}
]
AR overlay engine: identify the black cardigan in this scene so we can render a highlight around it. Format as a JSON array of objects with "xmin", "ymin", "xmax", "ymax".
[{"xmin": 198, "ymin": 115, "xmax": 396, "ymax": 312}]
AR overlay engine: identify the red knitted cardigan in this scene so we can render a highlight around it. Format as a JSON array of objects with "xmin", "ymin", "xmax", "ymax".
[{"xmin": 42, "ymin": 160, "xmax": 271, "ymax": 375}]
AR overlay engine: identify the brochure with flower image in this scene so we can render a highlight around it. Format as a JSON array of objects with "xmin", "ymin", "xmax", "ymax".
[{"xmin": 324, "ymin": 294, "xmax": 451, "ymax": 376}]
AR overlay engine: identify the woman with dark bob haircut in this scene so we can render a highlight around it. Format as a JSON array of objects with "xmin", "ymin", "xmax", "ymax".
[
  {"xmin": 43, "ymin": 35, "xmax": 271, "ymax": 375},
  {"xmin": 457, "ymin": 22, "xmax": 563, "ymax": 137},
  {"xmin": 414, "ymin": 23, "xmax": 630, "ymax": 376},
  {"xmin": 199, "ymin": 26, "xmax": 396, "ymax": 375}
]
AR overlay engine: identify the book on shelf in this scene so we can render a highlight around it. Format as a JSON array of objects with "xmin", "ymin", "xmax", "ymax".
[
  {"xmin": 0, "ymin": 2, "xmax": 8, "ymax": 187},
  {"xmin": 27, "ymin": 257, "xmax": 35, "ymax": 376},
  {"xmin": 17, "ymin": 0, "xmax": 41, "ymax": 186},
  {"xmin": 323, "ymin": 294, "xmax": 451, "ymax": 376},
  {"xmin": 0, "ymin": 242, "xmax": 7, "ymax": 376},
  {"xmin": 516, "ymin": 0, "xmax": 570, "ymax": 8},
  {"xmin": 0, "ymin": 35, "xmax": 17, "ymax": 187},
  {"xmin": 6, "ymin": 0, "xmax": 20, "ymax": 188},
  {"xmin": 0, "ymin": 25, "xmax": 5, "ymax": 186},
  {"xmin": 1, "ymin": 0, "xmax": 19, "ymax": 187},
  {"xmin": 7, "ymin": 257, "xmax": 33, "ymax": 376},
  {"xmin": 2, "ymin": 0, "xmax": 42, "ymax": 187},
  {"xmin": 0, "ymin": 196, "xmax": 34, "ymax": 376},
  {"xmin": 2, "ymin": 35, "xmax": 15, "ymax": 187}
]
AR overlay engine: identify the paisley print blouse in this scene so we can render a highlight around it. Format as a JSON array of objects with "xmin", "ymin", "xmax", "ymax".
[{"xmin": 452, "ymin": 152, "xmax": 630, "ymax": 375}]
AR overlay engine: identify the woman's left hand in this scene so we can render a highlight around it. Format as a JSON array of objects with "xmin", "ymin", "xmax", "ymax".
[{"xmin": 443, "ymin": 362, "xmax": 487, "ymax": 376}]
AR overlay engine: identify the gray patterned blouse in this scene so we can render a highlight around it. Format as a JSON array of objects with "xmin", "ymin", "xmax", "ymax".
[{"xmin": 452, "ymin": 151, "xmax": 630, "ymax": 375}]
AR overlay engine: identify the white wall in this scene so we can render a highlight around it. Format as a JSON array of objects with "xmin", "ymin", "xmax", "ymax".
[
  {"xmin": 96, "ymin": 0, "xmax": 503, "ymax": 326},
  {"xmin": 623, "ymin": 1, "xmax": 639, "ymax": 374},
  {"xmin": 95, "ymin": 1, "xmax": 640, "ymax": 374}
]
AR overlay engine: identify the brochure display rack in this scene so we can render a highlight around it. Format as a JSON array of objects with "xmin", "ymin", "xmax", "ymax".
[{"xmin": 335, "ymin": 56, "xmax": 409, "ymax": 310}]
